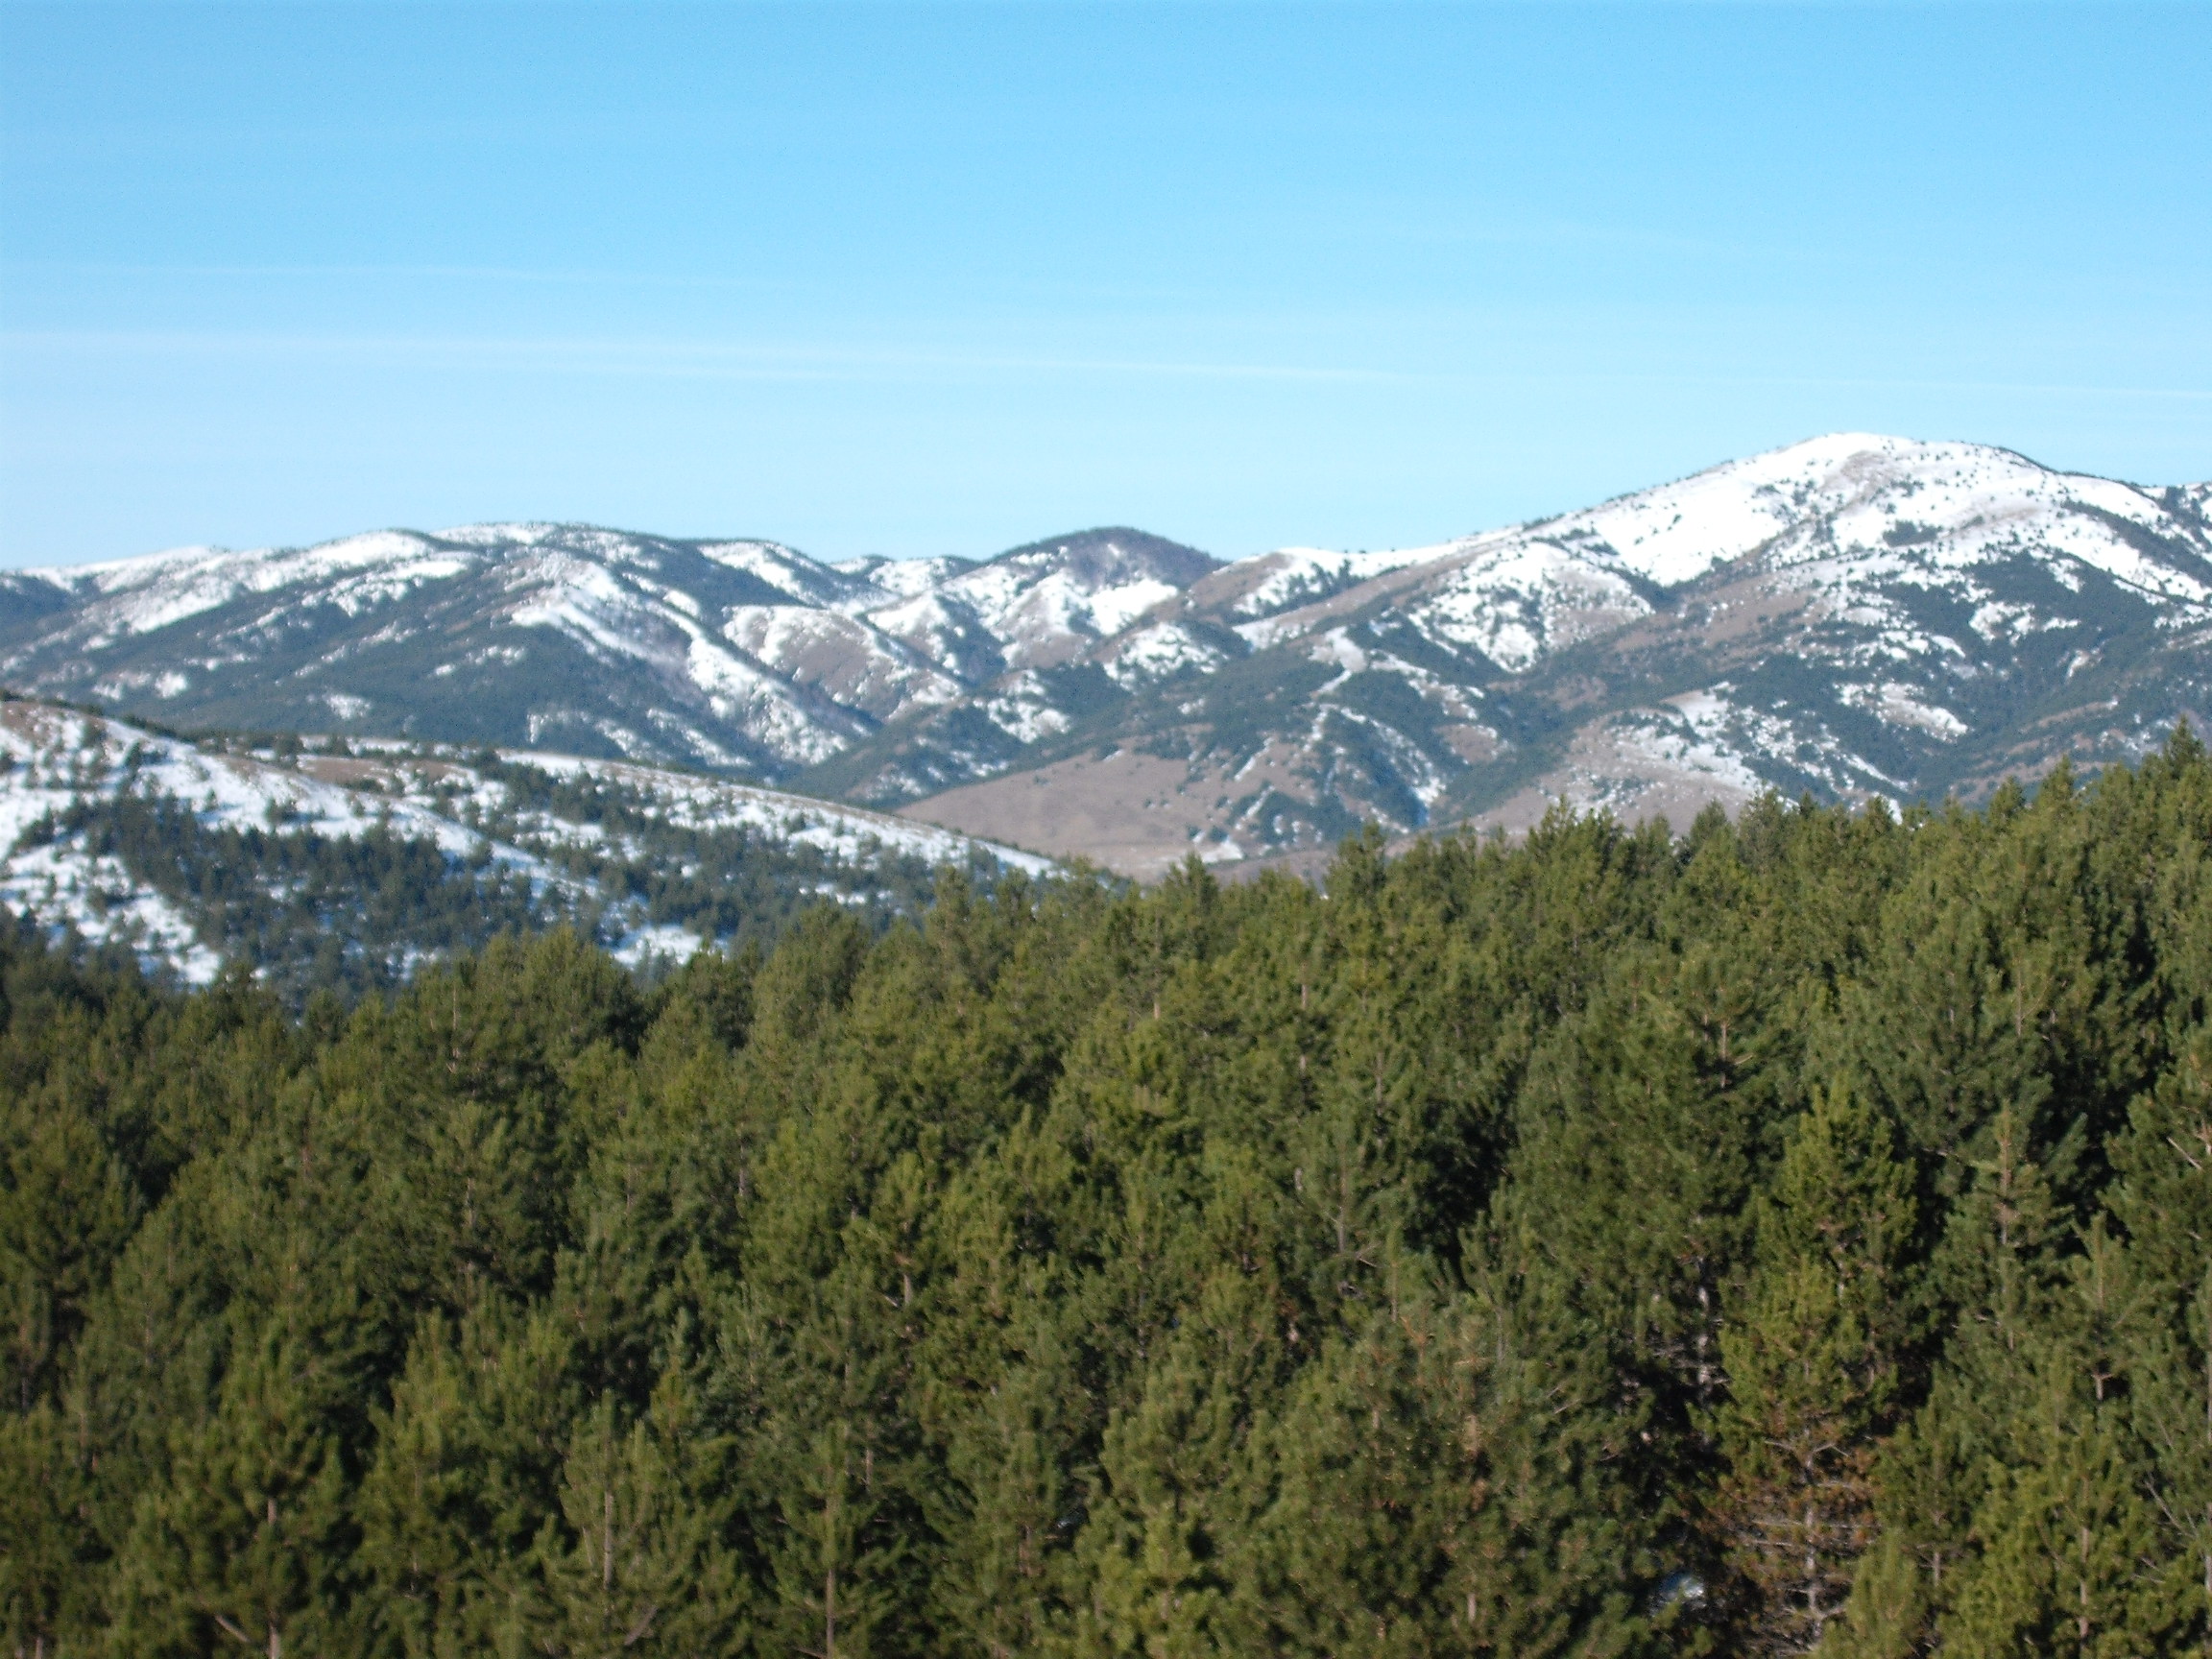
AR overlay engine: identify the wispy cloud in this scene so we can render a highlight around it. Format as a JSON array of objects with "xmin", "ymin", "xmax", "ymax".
[
  {"xmin": 0, "ymin": 328, "xmax": 1410, "ymax": 385},
  {"xmin": 8, "ymin": 328, "xmax": 2207, "ymax": 406},
  {"xmin": 0, "ymin": 259, "xmax": 784, "ymax": 291}
]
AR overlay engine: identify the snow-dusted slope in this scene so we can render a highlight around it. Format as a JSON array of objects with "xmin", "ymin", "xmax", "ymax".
[
  {"xmin": 10, "ymin": 438, "xmax": 2209, "ymax": 878},
  {"xmin": 855, "ymin": 528, "xmax": 1214, "ymax": 679},
  {"xmin": 27, "ymin": 530, "xmax": 478, "ymax": 641},
  {"xmin": 1222, "ymin": 435, "xmax": 2212, "ymax": 673},
  {"xmin": 0, "ymin": 698, "xmax": 1049, "ymax": 994},
  {"xmin": 1569, "ymin": 433, "xmax": 2210, "ymax": 594},
  {"xmin": 0, "ymin": 522, "xmax": 1218, "ymax": 781},
  {"xmin": 868, "ymin": 437, "xmax": 2212, "ymax": 870}
]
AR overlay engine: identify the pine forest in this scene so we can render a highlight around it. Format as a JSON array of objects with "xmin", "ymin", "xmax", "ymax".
[{"xmin": 12, "ymin": 732, "xmax": 2212, "ymax": 1659}]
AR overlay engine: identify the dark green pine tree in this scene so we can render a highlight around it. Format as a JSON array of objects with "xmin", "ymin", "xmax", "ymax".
[
  {"xmin": 1938, "ymin": 1363, "xmax": 2174, "ymax": 1654},
  {"xmin": 1489, "ymin": 940, "xmax": 1770, "ymax": 1534},
  {"xmin": 923, "ymin": 1336, "xmax": 1082, "ymax": 1659},
  {"xmin": 910, "ymin": 1153, "xmax": 1087, "ymax": 1659},
  {"xmin": 2103, "ymin": 1020, "xmax": 2212, "ymax": 1649},
  {"xmin": 735, "ymin": 1144, "xmax": 931, "ymax": 1659},
  {"xmin": 0, "ymin": 1396, "xmax": 107, "ymax": 1657},
  {"xmin": 1059, "ymin": 1316, "xmax": 1273, "ymax": 1659},
  {"xmin": 1240, "ymin": 1262, "xmax": 1644, "ymax": 1659},
  {"xmin": 1924, "ymin": 1217, "xmax": 2183, "ymax": 1656},
  {"xmin": 1944, "ymin": 1428, "xmax": 2161, "ymax": 1656},
  {"xmin": 1830, "ymin": 767, "xmax": 2151, "ymax": 1218},
  {"xmin": 1828, "ymin": 1104, "xmax": 2067, "ymax": 1657},
  {"xmin": 1240, "ymin": 1295, "xmax": 1458, "ymax": 1659},
  {"xmin": 0, "ymin": 1068, "xmax": 138, "ymax": 1413},
  {"xmin": 2127, "ymin": 1271, "xmax": 2212, "ymax": 1651},
  {"xmin": 354, "ymin": 1300, "xmax": 582, "ymax": 1658},
  {"xmin": 758, "ymin": 1417, "xmax": 903, "ymax": 1659},
  {"xmin": 109, "ymin": 1319, "xmax": 357, "ymax": 1659},
  {"xmin": 1708, "ymin": 1086, "xmax": 1917, "ymax": 1655},
  {"xmin": 1057, "ymin": 1146, "xmax": 1294, "ymax": 1659},
  {"xmin": 531, "ymin": 1364, "xmax": 749, "ymax": 1658}
]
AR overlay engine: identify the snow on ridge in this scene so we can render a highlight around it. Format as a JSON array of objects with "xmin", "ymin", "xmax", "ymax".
[
  {"xmin": 0, "ymin": 703, "xmax": 480, "ymax": 859},
  {"xmin": 434, "ymin": 521, "xmax": 569, "ymax": 547},
  {"xmin": 1211, "ymin": 436, "xmax": 1974, "ymax": 619},
  {"xmin": 1551, "ymin": 434, "xmax": 2212, "ymax": 595},
  {"xmin": 846, "ymin": 556, "xmax": 974, "ymax": 608},
  {"xmin": 0, "ymin": 702, "xmax": 505, "ymax": 975},
  {"xmin": 1713, "ymin": 445, "xmax": 2212, "ymax": 623},
  {"xmin": 1551, "ymin": 432, "xmax": 1940, "ymax": 588},
  {"xmin": 1086, "ymin": 577, "xmax": 1182, "ymax": 636},
  {"xmin": 1227, "ymin": 542, "xmax": 1464, "ymax": 621},
  {"xmin": 495, "ymin": 553, "xmax": 857, "ymax": 766},
  {"xmin": 1103, "ymin": 622, "xmax": 1229, "ymax": 687},
  {"xmin": 1208, "ymin": 437, "xmax": 1928, "ymax": 619},
  {"xmin": 719, "ymin": 606, "xmax": 965, "ymax": 716},
  {"xmin": 30, "ymin": 534, "xmax": 477, "ymax": 644},
  {"xmin": 918, "ymin": 543, "xmax": 1203, "ymax": 667},
  {"xmin": 0, "ymin": 699, "xmax": 1058, "ymax": 983},
  {"xmin": 498, "ymin": 749, "xmax": 1053, "ymax": 874},
  {"xmin": 697, "ymin": 539, "xmax": 852, "ymax": 605},
  {"xmin": 1217, "ymin": 437, "xmax": 2212, "ymax": 689},
  {"xmin": 1233, "ymin": 532, "xmax": 1647, "ymax": 669},
  {"xmin": 24, "ymin": 528, "xmax": 449, "ymax": 590},
  {"xmin": 1400, "ymin": 536, "xmax": 1650, "ymax": 672}
]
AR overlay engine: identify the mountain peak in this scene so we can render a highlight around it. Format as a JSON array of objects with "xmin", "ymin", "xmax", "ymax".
[
  {"xmin": 8, "ymin": 447, "xmax": 2211, "ymax": 879},
  {"xmin": 985, "ymin": 527, "xmax": 1216, "ymax": 589}
]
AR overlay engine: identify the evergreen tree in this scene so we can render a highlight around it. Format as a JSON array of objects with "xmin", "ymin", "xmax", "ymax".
[
  {"xmin": 2127, "ymin": 1271, "xmax": 2212, "ymax": 1652},
  {"xmin": 1062, "ymin": 1318, "xmax": 1272, "ymax": 1658},
  {"xmin": 0, "ymin": 1083, "xmax": 135, "ymax": 1411},
  {"xmin": 532, "ymin": 1367, "xmax": 747, "ymax": 1658},
  {"xmin": 355, "ymin": 1301, "xmax": 581, "ymax": 1658},
  {"xmin": 0, "ymin": 1398, "xmax": 106, "ymax": 1658},
  {"xmin": 110, "ymin": 1320, "xmax": 357, "ymax": 1659},
  {"xmin": 1939, "ymin": 1380, "xmax": 2176, "ymax": 1655},
  {"xmin": 1831, "ymin": 1106, "xmax": 2067, "ymax": 1656},
  {"xmin": 1708, "ymin": 1087, "xmax": 1916, "ymax": 1654},
  {"xmin": 13, "ymin": 738, "xmax": 2212, "ymax": 1654},
  {"xmin": 758, "ymin": 1417, "xmax": 903, "ymax": 1659}
]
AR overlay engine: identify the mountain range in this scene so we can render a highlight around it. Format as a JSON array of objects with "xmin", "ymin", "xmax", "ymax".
[{"xmin": 7, "ymin": 433, "xmax": 2209, "ymax": 878}]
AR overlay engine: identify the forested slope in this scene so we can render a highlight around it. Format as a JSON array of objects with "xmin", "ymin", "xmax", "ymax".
[{"xmin": 8, "ymin": 733, "xmax": 2212, "ymax": 1655}]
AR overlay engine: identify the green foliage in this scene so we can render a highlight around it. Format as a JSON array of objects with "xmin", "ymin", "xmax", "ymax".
[
  {"xmin": 36, "ymin": 751, "xmax": 981, "ymax": 1009},
  {"xmin": 1707, "ymin": 1088, "xmax": 1916, "ymax": 1654},
  {"xmin": 112, "ymin": 1318, "xmax": 359, "ymax": 1659},
  {"xmin": 9, "ymin": 734, "xmax": 2212, "ymax": 1653},
  {"xmin": 45, "ymin": 790, "xmax": 545, "ymax": 1006}
]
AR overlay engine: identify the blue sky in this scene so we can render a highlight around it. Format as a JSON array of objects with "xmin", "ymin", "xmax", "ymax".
[{"xmin": 2, "ymin": 2, "xmax": 2208, "ymax": 567}]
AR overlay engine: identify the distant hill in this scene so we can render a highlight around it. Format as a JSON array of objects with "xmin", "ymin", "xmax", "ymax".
[
  {"xmin": 848, "ymin": 436, "xmax": 2212, "ymax": 873},
  {"xmin": 0, "ymin": 697, "xmax": 1046, "ymax": 1000},
  {"xmin": 0, "ymin": 523, "xmax": 1216, "ymax": 779},
  {"xmin": 8, "ymin": 437, "xmax": 2211, "ymax": 878}
]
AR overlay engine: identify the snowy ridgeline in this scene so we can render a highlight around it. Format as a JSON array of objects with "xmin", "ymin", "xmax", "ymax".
[
  {"xmin": 5, "ymin": 436, "xmax": 2207, "ymax": 873},
  {"xmin": 0, "ymin": 700, "xmax": 1053, "ymax": 991},
  {"xmin": 1, "ymin": 522, "xmax": 1215, "ymax": 780}
]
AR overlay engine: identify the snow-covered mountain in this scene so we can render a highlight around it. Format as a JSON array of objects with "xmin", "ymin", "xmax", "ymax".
[
  {"xmin": 8, "ymin": 436, "xmax": 2210, "ymax": 879},
  {"xmin": 850, "ymin": 436, "xmax": 2212, "ymax": 873},
  {"xmin": 0, "ymin": 523, "xmax": 1214, "ymax": 777},
  {"xmin": 0, "ymin": 697, "xmax": 1047, "ymax": 997}
]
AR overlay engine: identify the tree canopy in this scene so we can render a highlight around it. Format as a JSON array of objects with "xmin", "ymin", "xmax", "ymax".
[{"xmin": 10, "ymin": 734, "xmax": 2212, "ymax": 1656}]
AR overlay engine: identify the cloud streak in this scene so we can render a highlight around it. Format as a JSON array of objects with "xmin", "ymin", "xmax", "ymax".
[
  {"xmin": 8, "ymin": 329, "xmax": 2207, "ymax": 406},
  {"xmin": 0, "ymin": 328, "xmax": 1412, "ymax": 385}
]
